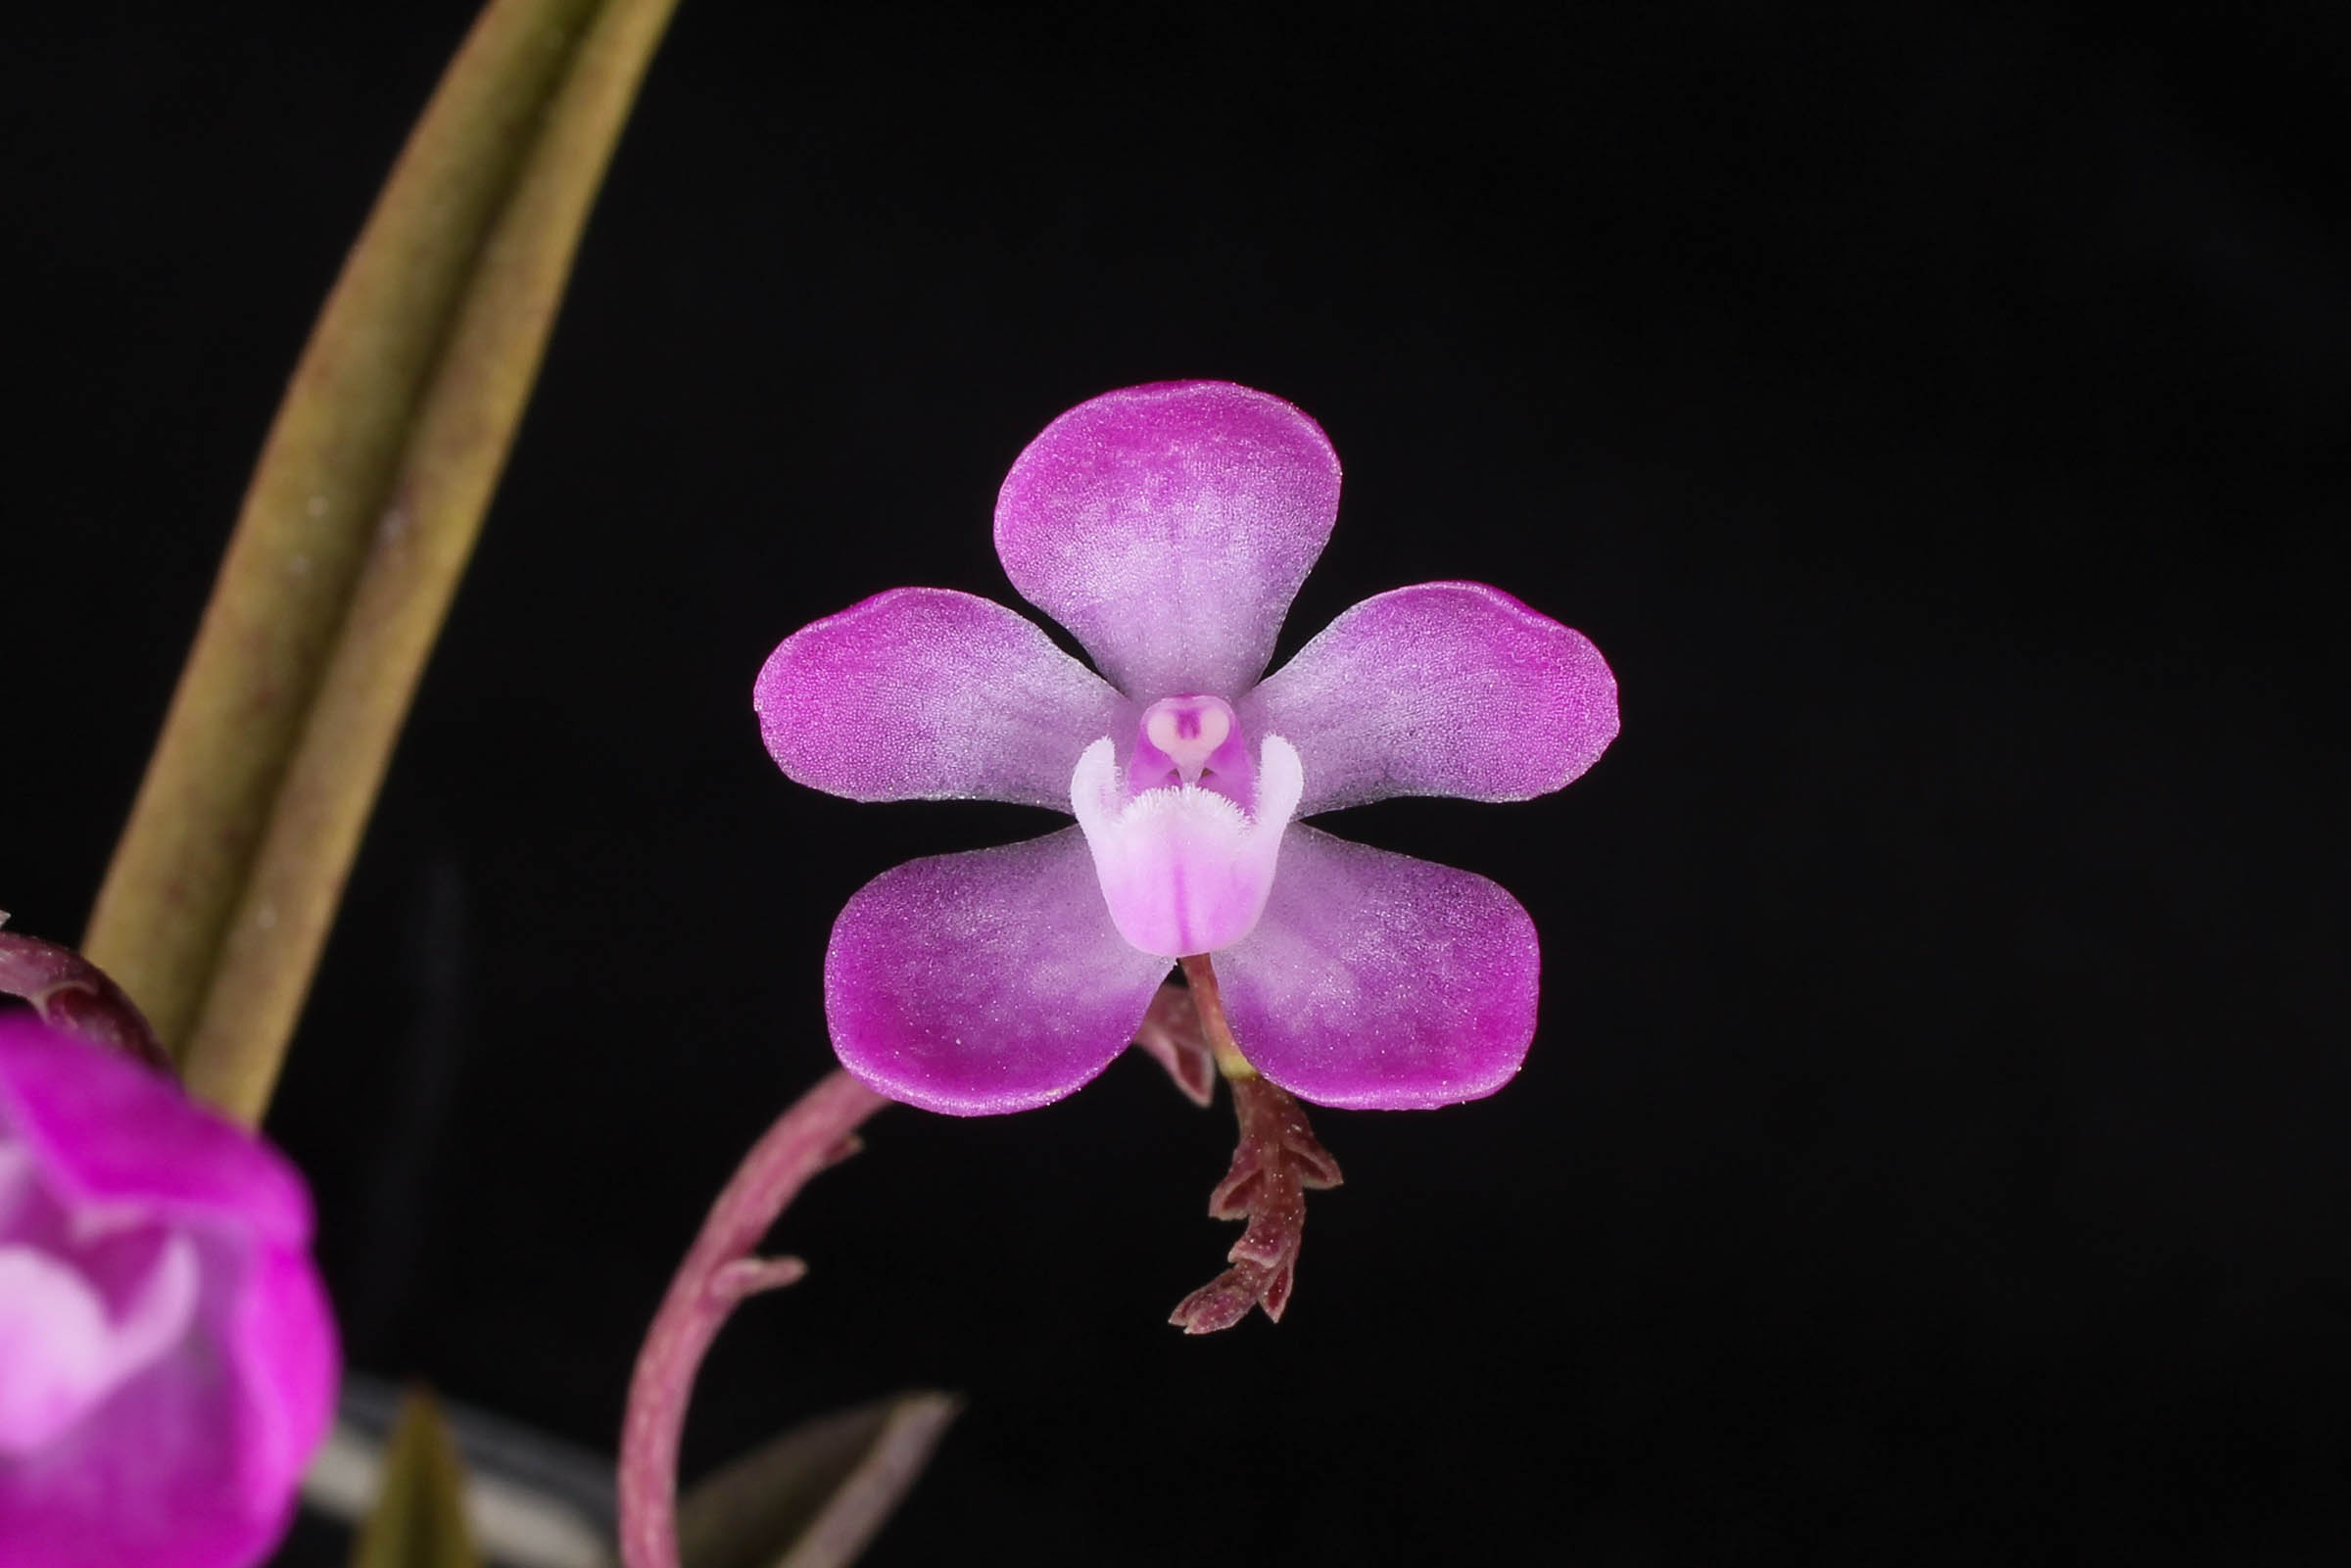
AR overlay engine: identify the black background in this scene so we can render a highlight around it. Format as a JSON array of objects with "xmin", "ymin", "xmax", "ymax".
[{"xmin": 5, "ymin": 4, "xmax": 2347, "ymax": 1563}]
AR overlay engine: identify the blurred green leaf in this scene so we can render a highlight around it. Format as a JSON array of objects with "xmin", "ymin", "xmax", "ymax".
[
  {"xmin": 351, "ymin": 1390, "xmax": 482, "ymax": 1568},
  {"xmin": 83, "ymin": 0, "xmax": 680, "ymax": 1124},
  {"xmin": 676, "ymin": 1392, "xmax": 961, "ymax": 1568}
]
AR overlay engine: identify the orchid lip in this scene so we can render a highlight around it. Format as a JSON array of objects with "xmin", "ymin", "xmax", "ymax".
[{"xmin": 1073, "ymin": 702, "xmax": 1304, "ymax": 960}]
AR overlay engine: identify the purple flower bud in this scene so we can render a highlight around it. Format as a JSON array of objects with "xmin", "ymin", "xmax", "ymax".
[
  {"xmin": 0, "ymin": 1014, "xmax": 337, "ymax": 1568},
  {"xmin": 0, "ymin": 922, "xmax": 169, "ymax": 1073}
]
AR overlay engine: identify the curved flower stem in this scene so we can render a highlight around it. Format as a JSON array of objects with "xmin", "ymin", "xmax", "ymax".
[{"xmin": 619, "ymin": 1070, "xmax": 892, "ymax": 1568}]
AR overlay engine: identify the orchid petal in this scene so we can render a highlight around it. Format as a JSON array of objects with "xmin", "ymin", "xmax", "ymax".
[
  {"xmin": 0, "ymin": 1232, "xmax": 197, "ymax": 1452},
  {"xmin": 216, "ymin": 1242, "xmax": 339, "ymax": 1520},
  {"xmin": 0, "ymin": 1022, "xmax": 311, "ymax": 1247},
  {"xmin": 1241, "ymin": 581, "xmax": 1619, "ymax": 815},
  {"xmin": 1214, "ymin": 827, "xmax": 1539, "ymax": 1110},
  {"xmin": 0, "ymin": 1310, "xmax": 280, "ymax": 1568},
  {"xmin": 756, "ymin": 588, "xmax": 1131, "ymax": 809},
  {"xmin": 825, "ymin": 828, "xmax": 1175, "ymax": 1115},
  {"xmin": 994, "ymin": 382, "xmax": 1341, "ymax": 699},
  {"xmin": 0, "ymin": 1236, "xmax": 335, "ymax": 1568}
]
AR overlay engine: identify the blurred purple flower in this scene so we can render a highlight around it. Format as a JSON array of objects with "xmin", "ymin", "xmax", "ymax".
[
  {"xmin": 756, "ymin": 381, "xmax": 1617, "ymax": 1116},
  {"xmin": 0, "ymin": 1014, "xmax": 337, "ymax": 1568}
]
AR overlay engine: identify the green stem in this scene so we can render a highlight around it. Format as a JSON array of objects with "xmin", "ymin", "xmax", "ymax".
[{"xmin": 83, "ymin": 0, "xmax": 682, "ymax": 1123}]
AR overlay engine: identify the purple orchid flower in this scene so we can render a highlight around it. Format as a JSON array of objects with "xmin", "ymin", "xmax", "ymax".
[
  {"xmin": 755, "ymin": 381, "xmax": 1617, "ymax": 1117},
  {"xmin": 0, "ymin": 1013, "xmax": 337, "ymax": 1568}
]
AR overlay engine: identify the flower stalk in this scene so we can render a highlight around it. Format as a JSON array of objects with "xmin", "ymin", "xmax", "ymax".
[
  {"xmin": 618, "ymin": 1070, "xmax": 892, "ymax": 1568},
  {"xmin": 1176, "ymin": 953, "xmax": 1258, "ymax": 1083}
]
